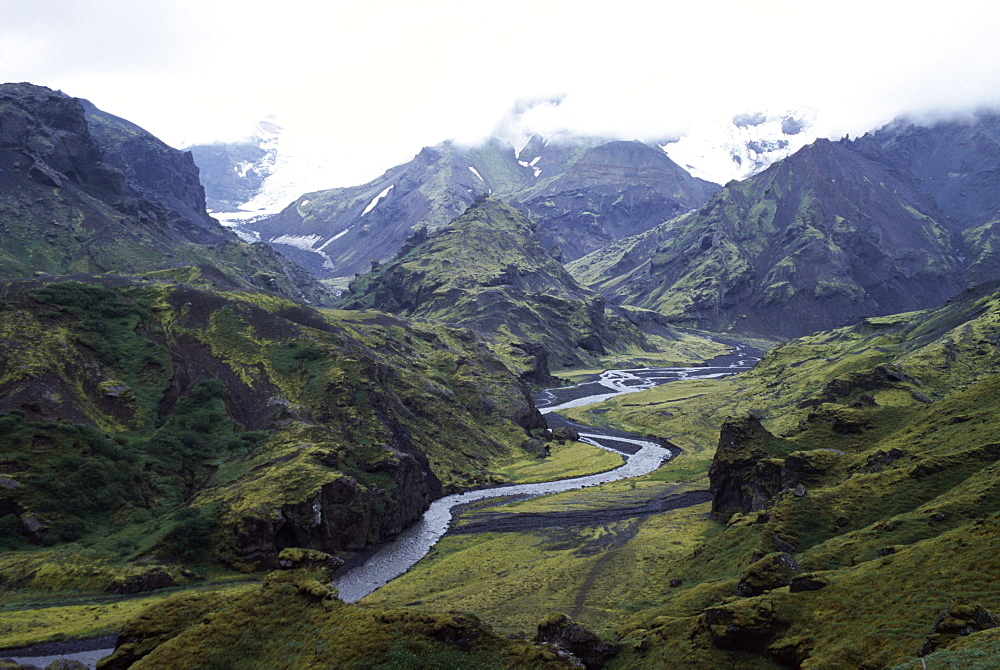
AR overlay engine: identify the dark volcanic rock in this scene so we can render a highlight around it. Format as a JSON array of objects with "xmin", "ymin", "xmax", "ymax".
[
  {"xmin": 708, "ymin": 415, "xmax": 785, "ymax": 520},
  {"xmin": 106, "ymin": 566, "xmax": 177, "ymax": 595},
  {"xmin": 534, "ymin": 612, "xmax": 619, "ymax": 669},
  {"xmin": 736, "ymin": 552, "xmax": 801, "ymax": 597},
  {"xmin": 224, "ymin": 453, "xmax": 431, "ymax": 569},
  {"xmin": 919, "ymin": 602, "xmax": 998, "ymax": 656},
  {"xmin": 709, "ymin": 415, "xmax": 842, "ymax": 521}
]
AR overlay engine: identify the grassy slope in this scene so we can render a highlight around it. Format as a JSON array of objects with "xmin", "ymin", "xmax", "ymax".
[
  {"xmin": 95, "ymin": 565, "xmax": 578, "ymax": 669},
  {"xmin": 0, "ymin": 277, "xmax": 546, "ymax": 603},
  {"xmin": 360, "ymin": 282, "xmax": 1000, "ymax": 668}
]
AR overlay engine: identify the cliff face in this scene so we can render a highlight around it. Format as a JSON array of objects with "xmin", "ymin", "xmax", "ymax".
[{"xmin": 0, "ymin": 83, "xmax": 333, "ymax": 305}]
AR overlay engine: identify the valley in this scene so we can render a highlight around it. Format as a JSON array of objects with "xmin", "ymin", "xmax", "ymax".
[{"xmin": 2, "ymin": 81, "xmax": 1000, "ymax": 669}]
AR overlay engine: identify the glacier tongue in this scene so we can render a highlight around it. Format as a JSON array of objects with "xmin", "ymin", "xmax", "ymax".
[{"xmin": 663, "ymin": 109, "xmax": 818, "ymax": 184}]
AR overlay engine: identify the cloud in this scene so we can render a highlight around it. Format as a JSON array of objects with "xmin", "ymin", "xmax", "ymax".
[{"xmin": 3, "ymin": 0, "xmax": 1000, "ymax": 186}]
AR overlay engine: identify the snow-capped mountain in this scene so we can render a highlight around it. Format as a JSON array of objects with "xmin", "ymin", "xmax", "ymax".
[{"xmin": 662, "ymin": 109, "xmax": 818, "ymax": 184}]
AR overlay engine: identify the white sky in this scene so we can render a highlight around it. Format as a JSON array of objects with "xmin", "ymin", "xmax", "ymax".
[{"xmin": 3, "ymin": 0, "xmax": 1000, "ymax": 187}]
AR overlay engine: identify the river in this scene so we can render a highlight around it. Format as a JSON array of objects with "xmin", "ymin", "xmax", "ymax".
[
  {"xmin": 5, "ymin": 346, "xmax": 755, "ymax": 668},
  {"xmin": 331, "ymin": 344, "xmax": 756, "ymax": 603}
]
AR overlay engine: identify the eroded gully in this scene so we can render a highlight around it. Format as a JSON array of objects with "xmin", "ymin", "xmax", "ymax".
[{"xmin": 331, "ymin": 345, "xmax": 757, "ymax": 603}]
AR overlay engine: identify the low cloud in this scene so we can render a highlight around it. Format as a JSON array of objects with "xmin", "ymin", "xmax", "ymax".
[{"xmin": 4, "ymin": 0, "xmax": 1000, "ymax": 186}]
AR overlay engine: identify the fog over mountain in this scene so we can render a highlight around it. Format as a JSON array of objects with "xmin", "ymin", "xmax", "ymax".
[{"xmin": 5, "ymin": 1, "xmax": 1000, "ymax": 189}]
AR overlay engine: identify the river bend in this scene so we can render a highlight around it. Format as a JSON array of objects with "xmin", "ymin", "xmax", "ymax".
[{"xmin": 332, "ymin": 345, "xmax": 755, "ymax": 603}]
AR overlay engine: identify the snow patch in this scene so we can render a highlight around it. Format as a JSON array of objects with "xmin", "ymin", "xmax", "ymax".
[
  {"xmin": 269, "ymin": 234, "xmax": 323, "ymax": 251},
  {"xmin": 300, "ymin": 199, "xmax": 310, "ymax": 207},
  {"xmin": 362, "ymin": 185, "xmax": 394, "ymax": 216},
  {"xmin": 317, "ymin": 227, "xmax": 353, "ymax": 251},
  {"xmin": 468, "ymin": 166, "xmax": 484, "ymax": 182}
]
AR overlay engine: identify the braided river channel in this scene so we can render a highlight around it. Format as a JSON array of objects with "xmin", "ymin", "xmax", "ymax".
[{"xmin": 332, "ymin": 345, "xmax": 757, "ymax": 603}]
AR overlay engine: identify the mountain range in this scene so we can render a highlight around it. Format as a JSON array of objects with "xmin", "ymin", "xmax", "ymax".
[
  {"xmin": 216, "ymin": 136, "xmax": 717, "ymax": 280},
  {"xmin": 2, "ymin": 80, "xmax": 1000, "ymax": 670},
  {"xmin": 569, "ymin": 114, "xmax": 1000, "ymax": 337}
]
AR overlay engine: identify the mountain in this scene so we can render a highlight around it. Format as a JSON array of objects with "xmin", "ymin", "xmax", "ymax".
[
  {"xmin": 852, "ymin": 111, "xmax": 1000, "ymax": 228},
  {"xmin": 512, "ymin": 139, "xmax": 720, "ymax": 260},
  {"xmin": 572, "ymin": 121, "xmax": 1000, "ymax": 338},
  {"xmin": 338, "ymin": 197, "xmax": 677, "ymax": 373},
  {"xmin": 0, "ymin": 83, "xmax": 332, "ymax": 305},
  {"xmin": 0, "ymin": 275, "xmax": 545, "ymax": 583},
  {"xmin": 234, "ymin": 136, "xmax": 717, "ymax": 280},
  {"xmin": 185, "ymin": 120, "xmax": 279, "ymax": 212}
]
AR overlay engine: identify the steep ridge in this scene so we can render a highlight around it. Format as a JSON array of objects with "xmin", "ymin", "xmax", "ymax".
[
  {"xmin": 238, "ymin": 137, "xmax": 716, "ymax": 278},
  {"xmin": 513, "ymin": 140, "xmax": 719, "ymax": 260},
  {"xmin": 0, "ymin": 83, "xmax": 332, "ymax": 305},
  {"xmin": 338, "ymin": 197, "xmax": 665, "ymax": 372},
  {"xmin": 572, "ymin": 137, "xmax": 977, "ymax": 337},
  {"xmin": 0, "ymin": 276, "xmax": 544, "ymax": 586},
  {"xmin": 852, "ymin": 112, "xmax": 1000, "ymax": 229}
]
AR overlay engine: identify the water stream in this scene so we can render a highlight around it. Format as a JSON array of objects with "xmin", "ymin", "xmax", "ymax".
[
  {"xmin": 6, "ymin": 346, "xmax": 755, "ymax": 667},
  {"xmin": 332, "ymin": 345, "xmax": 755, "ymax": 603}
]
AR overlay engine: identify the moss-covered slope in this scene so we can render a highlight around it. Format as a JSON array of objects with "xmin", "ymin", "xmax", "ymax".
[
  {"xmin": 339, "ymin": 197, "xmax": 665, "ymax": 371},
  {"xmin": 96, "ymin": 560, "xmax": 578, "ymax": 670},
  {"xmin": 571, "ymin": 137, "xmax": 992, "ymax": 338},
  {"xmin": 0, "ymin": 83, "xmax": 332, "ymax": 305},
  {"xmin": 558, "ymin": 281, "xmax": 1000, "ymax": 668},
  {"xmin": 0, "ymin": 276, "xmax": 546, "ymax": 590}
]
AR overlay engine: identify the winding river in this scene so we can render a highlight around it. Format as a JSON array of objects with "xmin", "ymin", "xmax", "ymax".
[
  {"xmin": 6, "ymin": 347, "xmax": 755, "ymax": 668},
  {"xmin": 331, "ymin": 345, "xmax": 756, "ymax": 603}
]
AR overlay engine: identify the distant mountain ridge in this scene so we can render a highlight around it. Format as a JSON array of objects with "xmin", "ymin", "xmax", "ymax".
[
  {"xmin": 227, "ymin": 136, "xmax": 718, "ymax": 279},
  {"xmin": 570, "ymin": 113, "xmax": 1000, "ymax": 338}
]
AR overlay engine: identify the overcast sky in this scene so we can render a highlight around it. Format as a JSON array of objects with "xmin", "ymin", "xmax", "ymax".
[{"xmin": 4, "ymin": 0, "xmax": 1000, "ymax": 187}]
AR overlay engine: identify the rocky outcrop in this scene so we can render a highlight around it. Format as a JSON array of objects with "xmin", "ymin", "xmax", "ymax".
[
  {"xmin": 106, "ymin": 566, "xmax": 178, "ymax": 595},
  {"xmin": 223, "ymin": 453, "xmax": 431, "ymax": 570},
  {"xmin": 534, "ymin": 613, "xmax": 620, "ymax": 670},
  {"xmin": 709, "ymin": 415, "xmax": 843, "ymax": 521},
  {"xmin": 736, "ymin": 552, "xmax": 801, "ymax": 597},
  {"xmin": 919, "ymin": 602, "xmax": 998, "ymax": 656},
  {"xmin": 708, "ymin": 416, "xmax": 784, "ymax": 520}
]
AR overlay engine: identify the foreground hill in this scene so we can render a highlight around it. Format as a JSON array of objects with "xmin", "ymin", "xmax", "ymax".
[
  {"xmin": 0, "ymin": 276, "xmax": 545, "ymax": 591},
  {"xmin": 572, "ymin": 126, "xmax": 1000, "ymax": 337},
  {"xmin": 0, "ymin": 83, "xmax": 332, "ymax": 305},
  {"xmin": 338, "ymin": 197, "xmax": 713, "ymax": 373},
  {"xmin": 237, "ymin": 137, "xmax": 717, "ymax": 279}
]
